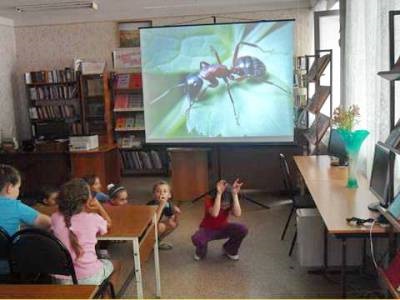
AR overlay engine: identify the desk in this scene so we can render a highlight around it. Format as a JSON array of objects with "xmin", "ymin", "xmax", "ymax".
[
  {"xmin": 294, "ymin": 155, "xmax": 389, "ymax": 297},
  {"xmin": 0, "ymin": 284, "xmax": 98, "ymax": 299},
  {"xmin": 98, "ymin": 205, "xmax": 160, "ymax": 299},
  {"xmin": 33, "ymin": 204, "xmax": 160, "ymax": 299}
]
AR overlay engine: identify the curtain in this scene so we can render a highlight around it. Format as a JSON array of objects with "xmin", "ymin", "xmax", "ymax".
[{"xmin": 343, "ymin": 0, "xmax": 400, "ymax": 177}]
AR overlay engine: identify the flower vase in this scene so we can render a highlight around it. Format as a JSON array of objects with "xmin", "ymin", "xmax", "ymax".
[{"xmin": 337, "ymin": 129, "xmax": 369, "ymax": 188}]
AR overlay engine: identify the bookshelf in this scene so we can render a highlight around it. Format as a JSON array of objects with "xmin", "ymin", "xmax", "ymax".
[
  {"xmin": 294, "ymin": 50, "xmax": 332, "ymax": 154},
  {"xmin": 79, "ymin": 72, "xmax": 113, "ymax": 145},
  {"xmin": 110, "ymin": 72, "xmax": 167, "ymax": 176},
  {"xmin": 26, "ymin": 69, "xmax": 83, "ymax": 139}
]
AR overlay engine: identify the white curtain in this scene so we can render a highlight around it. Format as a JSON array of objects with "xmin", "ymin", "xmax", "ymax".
[{"xmin": 344, "ymin": 0, "xmax": 400, "ymax": 177}]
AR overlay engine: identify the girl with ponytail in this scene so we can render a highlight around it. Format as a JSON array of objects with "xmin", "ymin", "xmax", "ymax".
[{"xmin": 51, "ymin": 178, "xmax": 120, "ymax": 285}]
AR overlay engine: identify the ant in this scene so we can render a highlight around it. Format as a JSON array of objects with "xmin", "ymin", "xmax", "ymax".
[{"xmin": 151, "ymin": 41, "xmax": 289, "ymax": 127}]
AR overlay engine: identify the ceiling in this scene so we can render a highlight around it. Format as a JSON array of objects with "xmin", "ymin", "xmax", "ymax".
[{"xmin": 0, "ymin": 0, "xmax": 314, "ymax": 27}]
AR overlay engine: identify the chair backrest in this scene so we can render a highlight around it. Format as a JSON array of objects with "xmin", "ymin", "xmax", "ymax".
[
  {"xmin": 9, "ymin": 228, "xmax": 78, "ymax": 284},
  {"xmin": 0, "ymin": 226, "xmax": 11, "ymax": 260},
  {"xmin": 279, "ymin": 153, "xmax": 295, "ymax": 196}
]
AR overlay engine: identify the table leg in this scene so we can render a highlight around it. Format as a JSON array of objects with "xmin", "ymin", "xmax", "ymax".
[
  {"xmin": 133, "ymin": 238, "xmax": 143, "ymax": 299},
  {"xmin": 153, "ymin": 214, "xmax": 161, "ymax": 298},
  {"xmin": 341, "ymin": 237, "xmax": 347, "ymax": 298},
  {"xmin": 324, "ymin": 226, "xmax": 328, "ymax": 270}
]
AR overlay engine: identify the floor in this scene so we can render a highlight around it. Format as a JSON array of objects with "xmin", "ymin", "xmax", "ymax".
[{"xmin": 105, "ymin": 176, "xmax": 384, "ymax": 299}]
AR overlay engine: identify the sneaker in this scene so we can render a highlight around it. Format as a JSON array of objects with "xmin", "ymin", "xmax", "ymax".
[
  {"xmin": 223, "ymin": 250, "xmax": 239, "ymax": 261},
  {"xmin": 158, "ymin": 242, "xmax": 173, "ymax": 250},
  {"xmin": 194, "ymin": 253, "xmax": 201, "ymax": 261}
]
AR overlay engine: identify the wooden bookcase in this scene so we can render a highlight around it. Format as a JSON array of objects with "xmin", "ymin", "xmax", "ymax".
[
  {"xmin": 110, "ymin": 71, "xmax": 167, "ymax": 176},
  {"xmin": 294, "ymin": 50, "xmax": 332, "ymax": 154},
  {"xmin": 79, "ymin": 72, "xmax": 113, "ymax": 145},
  {"xmin": 25, "ymin": 69, "xmax": 83, "ymax": 139}
]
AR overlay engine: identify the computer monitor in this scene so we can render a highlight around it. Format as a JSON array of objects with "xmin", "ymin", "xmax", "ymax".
[
  {"xmin": 328, "ymin": 129, "xmax": 348, "ymax": 166},
  {"xmin": 369, "ymin": 142, "xmax": 394, "ymax": 211},
  {"xmin": 35, "ymin": 121, "xmax": 70, "ymax": 140}
]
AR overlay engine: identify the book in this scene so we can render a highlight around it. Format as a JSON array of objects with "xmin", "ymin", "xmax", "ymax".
[
  {"xmin": 115, "ymin": 73, "xmax": 142, "ymax": 89},
  {"xmin": 303, "ymin": 113, "xmax": 331, "ymax": 145},
  {"xmin": 307, "ymin": 54, "xmax": 331, "ymax": 82},
  {"xmin": 115, "ymin": 117, "xmax": 126, "ymax": 129},
  {"xmin": 385, "ymin": 125, "xmax": 400, "ymax": 149},
  {"xmin": 306, "ymin": 86, "xmax": 330, "ymax": 114}
]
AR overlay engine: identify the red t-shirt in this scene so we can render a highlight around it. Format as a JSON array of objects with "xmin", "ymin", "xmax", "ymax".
[{"xmin": 200, "ymin": 196, "xmax": 230, "ymax": 229}]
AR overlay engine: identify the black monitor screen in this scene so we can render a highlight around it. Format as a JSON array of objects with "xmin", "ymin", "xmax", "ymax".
[
  {"xmin": 35, "ymin": 122, "xmax": 69, "ymax": 140},
  {"xmin": 328, "ymin": 129, "xmax": 348, "ymax": 165},
  {"xmin": 370, "ymin": 142, "xmax": 393, "ymax": 206}
]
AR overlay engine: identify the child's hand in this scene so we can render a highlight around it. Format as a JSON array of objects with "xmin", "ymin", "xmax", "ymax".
[
  {"xmin": 216, "ymin": 180, "xmax": 228, "ymax": 195},
  {"xmin": 174, "ymin": 205, "xmax": 181, "ymax": 214},
  {"xmin": 231, "ymin": 178, "xmax": 243, "ymax": 195},
  {"xmin": 86, "ymin": 198, "xmax": 102, "ymax": 213},
  {"xmin": 159, "ymin": 194, "xmax": 169, "ymax": 204}
]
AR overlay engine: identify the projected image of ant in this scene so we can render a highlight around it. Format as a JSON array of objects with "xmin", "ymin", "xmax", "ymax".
[{"xmin": 150, "ymin": 41, "xmax": 289, "ymax": 127}]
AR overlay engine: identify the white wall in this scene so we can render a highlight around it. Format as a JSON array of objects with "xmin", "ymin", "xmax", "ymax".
[{"xmin": 0, "ymin": 17, "xmax": 17, "ymax": 141}]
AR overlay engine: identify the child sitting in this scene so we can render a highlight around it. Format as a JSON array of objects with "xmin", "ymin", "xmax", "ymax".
[
  {"xmin": 106, "ymin": 184, "xmax": 128, "ymax": 206},
  {"xmin": 40, "ymin": 186, "xmax": 59, "ymax": 206},
  {"xmin": 191, "ymin": 179, "xmax": 248, "ymax": 261},
  {"xmin": 0, "ymin": 164, "xmax": 51, "ymax": 274},
  {"xmin": 147, "ymin": 181, "xmax": 181, "ymax": 250},
  {"xmin": 51, "ymin": 178, "xmax": 120, "ymax": 286},
  {"xmin": 83, "ymin": 175, "xmax": 110, "ymax": 203}
]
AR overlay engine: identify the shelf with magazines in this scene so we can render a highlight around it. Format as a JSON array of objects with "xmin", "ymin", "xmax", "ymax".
[
  {"xmin": 25, "ymin": 68, "xmax": 83, "ymax": 139},
  {"xmin": 294, "ymin": 49, "xmax": 332, "ymax": 155},
  {"xmin": 110, "ymin": 71, "xmax": 168, "ymax": 176}
]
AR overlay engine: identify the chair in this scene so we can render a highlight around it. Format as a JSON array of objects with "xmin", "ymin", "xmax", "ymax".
[
  {"xmin": 0, "ymin": 226, "xmax": 11, "ymax": 283},
  {"xmin": 279, "ymin": 153, "xmax": 315, "ymax": 256},
  {"xmin": 9, "ymin": 228, "xmax": 115, "ymax": 298}
]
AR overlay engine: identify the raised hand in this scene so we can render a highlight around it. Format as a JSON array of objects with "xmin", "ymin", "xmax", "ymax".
[
  {"xmin": 85, "ymin": 198, "xmax": 102, "ymax": 213},
  {"xmin": 231, "ymin": 178, "xmax": 243, "ymax": 195},
  {"xmin": 216, "ymin": 179, "xmax": 228, "ymax": 195}
]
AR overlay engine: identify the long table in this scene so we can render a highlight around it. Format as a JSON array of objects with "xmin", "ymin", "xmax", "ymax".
[
  {"xmin": 294, "ymin": 155, "xmax": 391, "ymax": 297},
  {"xmin": 0, "ymin": 284, "xmax": 98, "ymax": 299},
  {"xmin": 33, "ymin": 204, "xmax": 160, "ymax": 299}
]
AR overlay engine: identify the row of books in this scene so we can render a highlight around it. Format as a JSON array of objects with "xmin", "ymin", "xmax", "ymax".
[
  {"xmin": 120, "ymin": 150, "xmax": 163, "ymax": 170},
  {"xmin": 114, "ymin": 94, "xmax": 143, "ymax": 109},
  {"xmin": 113, "ymin": 73, "xmax": 142, "ymax": 89},
  {"xmin": 29, "ymin": 105, "xmax": 76, "ymax": 120},
  {"xmin": 70, "ymin": 122, "xmax": 83, "ymax": 136},
  {"xmin": 115, "ymin": 115, "xmax": 144, "ymax": 129},
  {"xmin": 28, "ymin": 85, "xmax": 78, "ymax": 101},
  {"xmin": 116, "ymin": 135, "xmax": 143, "ymax": 148},
  {"xmin": 25, "ymin": 68, "xmax": 76, "ymax": 84}
]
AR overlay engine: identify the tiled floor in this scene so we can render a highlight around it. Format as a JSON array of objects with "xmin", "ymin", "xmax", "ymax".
[{"xmin": 106, "ymin": 176, "xmax": 384, "ymax": 299}]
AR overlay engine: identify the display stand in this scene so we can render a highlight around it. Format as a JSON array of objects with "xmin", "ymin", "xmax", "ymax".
[{"xmin": 168, "ymin": 148, "xmax": 210, "ymax": 202}]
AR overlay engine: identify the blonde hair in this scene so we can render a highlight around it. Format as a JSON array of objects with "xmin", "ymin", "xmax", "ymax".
[{"xmin": 152, "ymin": 180, "xmax": 171, "ymax": 194}]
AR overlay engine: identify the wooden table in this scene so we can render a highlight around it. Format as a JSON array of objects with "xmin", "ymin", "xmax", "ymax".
[
  {"xmin": 98, "ymin": 205, "xmax": 160, "ymax": 299},
  {"xmin": 0, "ymin": 284, "xmax": 98, "ymax": 299},
  {"xmin": 294, "ymin": 155, "xmax": 390, "ymax": 297},
  {"xmin": 33, "ymin": 204, "xmax": 160, "ymax": 299}
]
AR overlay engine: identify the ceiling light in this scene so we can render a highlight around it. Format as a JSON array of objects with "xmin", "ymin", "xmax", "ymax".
[{"xmin": 15, "ymin": 1, "xmax": 98, "ymax": 13}]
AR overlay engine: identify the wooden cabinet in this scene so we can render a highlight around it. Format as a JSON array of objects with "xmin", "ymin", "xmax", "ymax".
[
  {"xmin": 168, "ymin": 148, "xmax": 209, "ymax": 202},
  {"xmin": 79, "ymin": 72, "xmax": 113, "ymax": 145},
  {"xmin": 70, "ymin": 144, "xmax": 121, "ymax": 191},
  {"xmin": 25, "ymin": 69, "xmax": 83, "ymax": 139},
  {"xmin": 0, "ymin": 151, "xmax": 70, "ymax": 197},
  {"xmin": 110, "ymin": 72, "xmax": 168, "ymax": 176}
]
